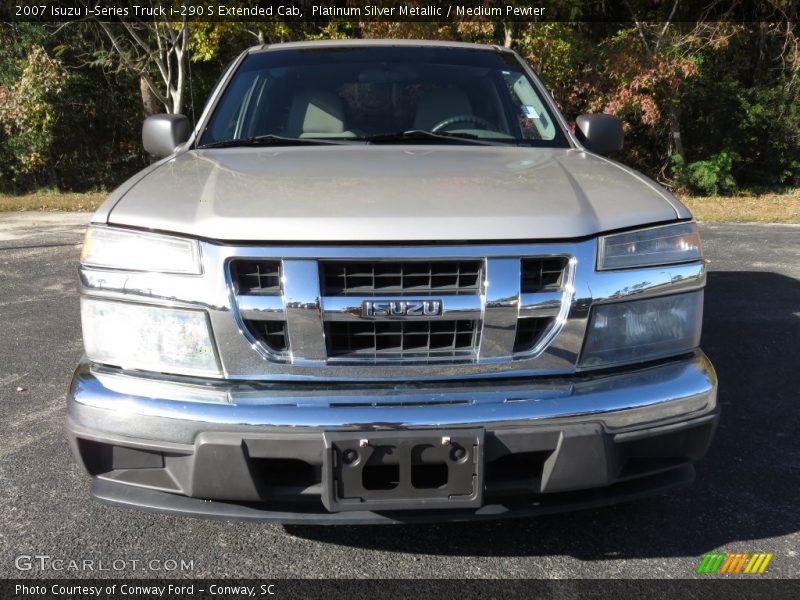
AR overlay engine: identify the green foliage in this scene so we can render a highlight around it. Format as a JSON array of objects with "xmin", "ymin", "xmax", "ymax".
[
  {"xmin": 0, "ymin": 46, "xmax": 67, "ymax": 189},
  {"xmin": 677, "ymin": 24, "xmax": 800, "ymax": 191},
  {"xmin": 0, "ymin": 27, "xmax": 147, "ymax": 193},
  {"xmin": 0, "ymin": 20, "xmax": 797, "ymax": 195},
  {"xmin": 514, "ymin": 23, "xmax": 593, "ymax": 111},
  {"xmin": 0, "ymin": 23, "xmax": 45, "ymax": 87},
  {"xmin": 189, "ymin": 22, "xmax": 295, "ymax": 61},
  {"xmin": 733, "ymin": 85, "xmax": 800, "ymax": 188},
  {"xmin": 51, "ymin": 65, "xmax": 146, "ymax": 191},
  {"xmin": 671, "ymin": 152, "xmax": 738, "ymax": 196}
]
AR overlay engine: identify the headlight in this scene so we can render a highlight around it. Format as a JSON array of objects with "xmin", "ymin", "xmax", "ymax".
[
  {"xmin": 597, "ymin": 222, "xmax": 701, "ymax": 270},
  {"xmin": 580, "ymin": 292, "xmax": 703, "ymax": 368},
  {"xmin": 81, "ymin": 226, "xmax": 202, "ymax": 274},
  {"xmin": 81, "ymin": 298, "xmax": 221, "ymax": 377}
]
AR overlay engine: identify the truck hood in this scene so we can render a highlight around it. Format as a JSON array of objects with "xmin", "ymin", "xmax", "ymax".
[{"xmin": 107, "ymin": 146, "xmax": 684, "ymax": 242}]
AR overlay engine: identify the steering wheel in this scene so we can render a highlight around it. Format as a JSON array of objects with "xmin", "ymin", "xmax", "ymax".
[{"xmin": 431, "ymin": 115, "xmax": 495, "ymax": 133}]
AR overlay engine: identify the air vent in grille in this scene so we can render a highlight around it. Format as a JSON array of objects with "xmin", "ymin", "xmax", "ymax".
[
  {"xmin": 230, "ymin": 260, "xmax": 281, "ymax": 295},
  {"xmin": 521, "ymin": 257, "xmax": 568, "ymax": 293},
  {"xmin": 245, "ymin": 320, "xmax": 289, "ymax": 353},
  {"xmin": 513, "ymin": 317, "xmax": 554, "ymax": 353},
  {"xmin": 322, "ymin": 261, "xmax": 482, "ymax": 296},
  {"xmin": 326, "ymin": 320, "xmax": 478, "ymax": 360}
]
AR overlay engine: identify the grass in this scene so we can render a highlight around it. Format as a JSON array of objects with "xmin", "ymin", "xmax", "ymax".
[
  {"xmin": 0, "ymin": 191, "xmax": 106, "ymax": 212},
  {"xmin": 678, "ymin": 189, "xmax": 800, "ymax": 224},
  {"xmin": 1, "ymin": 189, "xmax": 799, "ymax": 223}
]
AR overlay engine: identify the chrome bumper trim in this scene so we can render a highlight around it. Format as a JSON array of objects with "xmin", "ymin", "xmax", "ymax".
[{"xmin": 69, "ymin": 353, "xmax": 717, "ymax": 437}]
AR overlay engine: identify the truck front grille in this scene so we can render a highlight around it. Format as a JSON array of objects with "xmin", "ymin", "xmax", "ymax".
[
  {"xmin": 227, "ymin": 250, "xmax": 573, "ymax": 367},
  {"xmin": 321, "ymin": 260, "xmax": 483, "ymax": 296},
  {"xmin": 326, "ymin": 320, "xmax": 479, "ymax": 361}
]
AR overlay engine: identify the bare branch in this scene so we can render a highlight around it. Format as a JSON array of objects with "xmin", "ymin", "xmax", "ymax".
[
  {"xmin": 655, "ymin": 0, "xmax": 681, "ymax": 52},
  {"xmin": 95, "ymin": 20, "xmax": 169, "ymax": 108},
  {"xmin": 623, "ymin": 0, "xmax": 651, "ymax": 54}
]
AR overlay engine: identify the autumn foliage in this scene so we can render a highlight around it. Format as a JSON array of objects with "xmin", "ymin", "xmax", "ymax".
[{"xmin": 0, "ymin": 17, "xmax": 798, "ymax": 195}]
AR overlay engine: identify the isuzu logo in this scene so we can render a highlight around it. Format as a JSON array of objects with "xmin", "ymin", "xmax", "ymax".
[{"xmin": 361, "ymin": 300, "xmax": 443, "ymax": 318}]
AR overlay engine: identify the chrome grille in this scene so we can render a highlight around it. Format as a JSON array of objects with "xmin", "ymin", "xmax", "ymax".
[
  {"xmin": 321, "ymin": 260, "xmax": 482, "ymax": 296},
  {"xmin": 227, "ymin": 251, "xmax": 573, "ymax": 366},
  {"xmin": 326, "ymin": 320, "xmax": 479, "ymax": 360},
  {"xmin": 521, "ymin": 257, "xmax": 568, "ymax": 293},
  {"xmin": 230, "ymin": 260, "xmax": 281, "ymax": 295},
  {"xmin": 245, "ymin": 320, "xmax": 289, "ymax": 353},
  {"xmin": 513, "ymin": 317, "xmax": 554, "ymax": 353}
]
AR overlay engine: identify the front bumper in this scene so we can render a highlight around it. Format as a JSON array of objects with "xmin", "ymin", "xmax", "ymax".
[{"xmin": 67, "ymin": 352, "xmax": 718, "ymax": 524}]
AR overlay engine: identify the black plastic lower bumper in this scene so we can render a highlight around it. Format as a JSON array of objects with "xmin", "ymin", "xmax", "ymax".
[
  {"xmin": 69, "ymin": 408, "xmax": 719, "ymax": 524},
  {"xmin": 90, "ymin": 463, "xmax": 698, "ymax": 525}
]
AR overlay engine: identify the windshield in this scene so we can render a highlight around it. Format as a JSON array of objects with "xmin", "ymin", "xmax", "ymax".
[{"xmin": 199, "ymin": 46, "xmax": 569, "ymax": 147}]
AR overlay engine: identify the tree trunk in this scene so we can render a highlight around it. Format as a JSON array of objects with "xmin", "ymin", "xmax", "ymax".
[
  {"xmin": 169, "ymin": 22, "xmax": 188, "ymax": 115},
  {"xmin": 503, "ymin": 23, "xmax": 514, "ymax": 48},
  {"xmin": 140, "ymin": 76, "xmax": 161, "ymax": 116},
  {"xmin": 172, "ymin": 54, "xmax": 184, "ymax": 114},
  {"xmin": 46, "ymin": 157, "xmax": 59, "ymax": 189},
  {"xmin": 668, "ymin": 111, "xmax": 684, "ymax": 159}
]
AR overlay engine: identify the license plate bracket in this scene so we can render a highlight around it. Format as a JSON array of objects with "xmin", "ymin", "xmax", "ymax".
[{"xmin": 322, "ymin": 429, "xmax": 484, "ymax": 512}]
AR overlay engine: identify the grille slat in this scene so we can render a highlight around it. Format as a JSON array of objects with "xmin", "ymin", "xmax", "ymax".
[
  {"xmin": 245, "ymin": 319, "xmax": 289, "ymax": 353},
  {"xmin": 515, "ymin": 258, "xmax": 567, "ymax": 353},
  {"xmin": 521, "ymin": 257, "xmax": 568, "ymax": 293},
  {"xmin": 322, "ymin": 261, "xmax": 483, "ymax": 296},
  {"xmin": 327, "ymin": 320, "xmax": 479, "ymax": 360},
  {"xmin": 514, "ymin": 256, "xmax": 569, "ymax": 354},
  {"xmin": 231, "ymin": 260, "xmax": 281, "ymax": 295},
  {"xmin": 513, "ymin": 317, "xmax": 554, "ymax": 353}
]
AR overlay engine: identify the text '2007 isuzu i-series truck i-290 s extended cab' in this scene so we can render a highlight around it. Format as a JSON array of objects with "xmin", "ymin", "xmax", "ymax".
[{"xmin": 67, "ymin": 40, "xmax": 718, "ymax": 524}]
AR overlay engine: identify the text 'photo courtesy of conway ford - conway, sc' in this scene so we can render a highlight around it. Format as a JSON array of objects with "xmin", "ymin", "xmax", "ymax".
[{"xmin": 67, "ymin": 39, "xmax": 718, "ymax": 524}]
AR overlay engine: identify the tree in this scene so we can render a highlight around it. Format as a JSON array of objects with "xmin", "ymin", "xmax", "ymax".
[
  {"xmin": 83, "ymin": 1, "xmax": 188, "ymax": 114},
  {"xmin": 0, "ymin": 45, "xmax": 67, "ymax": 188}
]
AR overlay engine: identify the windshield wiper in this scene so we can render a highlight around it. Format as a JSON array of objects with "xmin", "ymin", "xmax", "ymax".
[
  {"xmin": 364, "ymin": 130, "xmax": 500, "ymax": 146},
  {"xmin": 197, "ymin": 134, "xmax": 347, "ymax": 149}
]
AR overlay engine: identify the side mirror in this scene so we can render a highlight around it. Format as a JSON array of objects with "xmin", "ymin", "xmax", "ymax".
[
  {"xmin": 142, "ymin": 114, "xmax": 191, "ymax": 158},
  {"xmin": 575, "ymin": 114, "xmax": 624, "ymax": 155}
]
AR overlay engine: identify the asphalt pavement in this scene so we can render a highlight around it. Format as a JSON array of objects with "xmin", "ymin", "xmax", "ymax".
[{"xmin": 1, "ymin": 213, "xmax": 798, "ymax": 579}]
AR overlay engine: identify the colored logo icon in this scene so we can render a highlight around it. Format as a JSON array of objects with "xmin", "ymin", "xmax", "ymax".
[{"xmin": 697, "ymin": 552, "xmax": 773, "ymax": 574}]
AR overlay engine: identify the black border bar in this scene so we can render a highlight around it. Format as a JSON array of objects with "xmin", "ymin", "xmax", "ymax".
[
  {"xmin": 4, "ymin": 579, "xmax": 800, "ymax": 600},
  {"xmin": 3, "ymin": 0, "xmax": 796, "ymax": 23}
]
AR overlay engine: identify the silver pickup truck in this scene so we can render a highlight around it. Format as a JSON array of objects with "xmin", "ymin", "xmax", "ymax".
[{"xmin": 67, "ymin": 39, "xmax": 718, "ymax": 524}]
